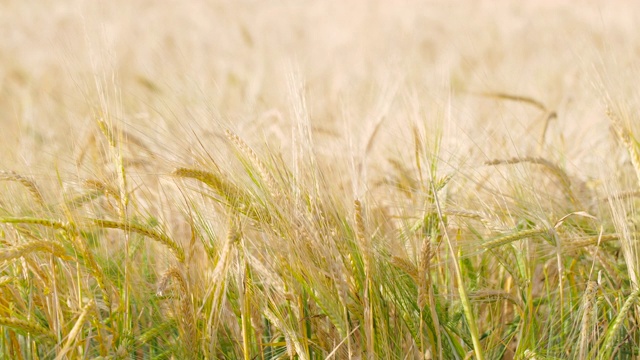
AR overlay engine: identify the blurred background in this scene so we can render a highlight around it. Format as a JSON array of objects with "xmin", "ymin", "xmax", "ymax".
[{"xmin": 0, "ymin": 0, "xmax": 638, "ymax": 185}]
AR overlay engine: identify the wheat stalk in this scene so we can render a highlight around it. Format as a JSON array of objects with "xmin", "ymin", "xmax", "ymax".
[
  {"xmin": 428, "ymin": 171, "xmax": 485, "ymax": 360},
  {"xmin": 416, "ymin": 234, "xmax": 444, "ymax": 358}
]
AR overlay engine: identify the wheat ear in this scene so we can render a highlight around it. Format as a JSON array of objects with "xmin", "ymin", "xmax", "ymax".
[
  {"xmin": 0, "ymin": 317, "xmax": 56, "ymax": 343},
  {"xmin": 157, "ymin": 266, "xmax": 197, "ymax": 357},
  {"xmin": 354, "ymin": 199, "xmax": 374, "ymax": 360},
  {"xmin": 91, "ymin": 218, "xmax": 185, "ymax": 262},
  {"xmin": 606, "ymin": 107, "xmax": 640, "ymax": 189},
  {"xmin": 485, "ymin": 157, "xmax": 578, "ymax": 204},
  {"xmin": 0, "ymin": 170, "xmax": 46, "ymax": 207},
  {"xmin": 225, "ymin": 129, "xmax": 279, "ymax": 199},
  {"xmin": 483, "ymin": 228, "xmax": 549, "ymax": 250},
  {"xmin": 390, "ymin": 256, "xmax": 419, "ymax": 282},
  {"xmin": 173, "ymin": 167, "xmax": 269, "ymax": 223},
  {"xmin": 0, "ymin": 217, "xmax": 69, "ymax": 230},
  {"xmin": 55, "ymin": 299, "xmax": 95, "ymax": 360},
  {"xmin": 577, "ymin": 281, "xmax": 597, "ymax": 360},
  {"xmin": 97, "ymin": 119, "xmax": 129, "ymax": 211},
  {"xmin": 0, "ymin": 240, "xmax": 68, "ymax": 262},
  {"xmin": 600, "ymin": 287, "xmax": 640, "ymax": 357}
]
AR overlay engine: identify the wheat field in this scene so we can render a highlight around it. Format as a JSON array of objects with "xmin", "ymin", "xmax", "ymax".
[{"xmin": 1, "ymin": 0, "xmax": 640, "ymax": 359}]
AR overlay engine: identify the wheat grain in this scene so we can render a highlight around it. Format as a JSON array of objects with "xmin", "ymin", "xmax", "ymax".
[{"xmin": 136, "ymin": 319, "xmax": 176, "ymax": 345}]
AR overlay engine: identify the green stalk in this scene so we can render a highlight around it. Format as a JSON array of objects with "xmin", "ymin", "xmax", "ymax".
[{"xmin": 429, "ymin": 177, "xmax": 484, "ymax": 359}]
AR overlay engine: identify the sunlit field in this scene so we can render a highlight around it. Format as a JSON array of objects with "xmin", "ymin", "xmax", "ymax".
[{"xmin": 1, "ymin": 1, "xmax": 640, "ymax": 359}]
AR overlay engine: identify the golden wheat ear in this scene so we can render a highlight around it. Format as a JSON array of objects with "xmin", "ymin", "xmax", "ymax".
[
  {"xmin": 606, "ymin": 107, "xmax": 640, "ymax": 189},
  {"xmin": 0, "ymin": 170, "xmax": 46, "ymax": 207},
  {"xmin": 91, "ymin": 218, "xmax": 185, "ymax": 262}
]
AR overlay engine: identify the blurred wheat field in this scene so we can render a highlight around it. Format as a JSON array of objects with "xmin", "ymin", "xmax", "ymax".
[{"xmin": 2, "ymin": 0, "xmax": 640, "ymax": 359}]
